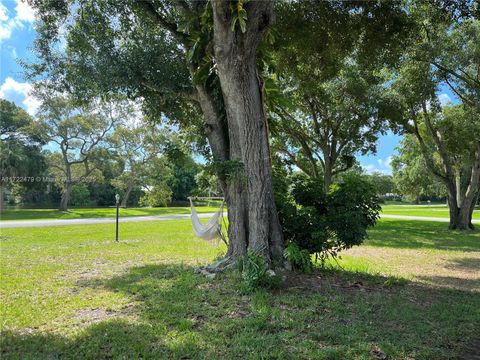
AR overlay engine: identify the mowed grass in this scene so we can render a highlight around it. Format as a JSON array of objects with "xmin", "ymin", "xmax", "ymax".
[
  {"xmin": 1, "ymin": 219, "xmax": 479, "ymax": 359},
  {"xmin": 381, "ymin": 204, "xmax": 480, "ymax": 219},
  {"xmin": 0, "ymin": 206, "xmax": 220, "ymax": 221}
]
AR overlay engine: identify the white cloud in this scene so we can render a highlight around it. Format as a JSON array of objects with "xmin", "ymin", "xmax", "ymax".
[
  {"xmin": 0, "ymin": 1, "xmax": 13, "ymax": 40},
  {"xmin": 0, "ymin": 0, "xmax": 36, "ymax": 41},
  {"xmin": 377, "ymin": 156, "xmax": 393, "ymax": 170},
  {"xmin": 0, "ymin": 2, "xmax": 8, "ymax": 21},
  {"xmin": 14, "ymin": 0, "xmax": 35, "ymax": 23},
  {"xmin": 438, "ymin": 93, "xmax": 452, "ymax": 107},
  {"xmin": 363, "ymin": 164, "xmax": 378, "ymax": 174},
  {"xmin": 363, "ymin": 160, "xmax": 392, "ymax": 175},
  {"xmin": 0, "ymin": 77, "xmax": 40, "ymax": 116}
]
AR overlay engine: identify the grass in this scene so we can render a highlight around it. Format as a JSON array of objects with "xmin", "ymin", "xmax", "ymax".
[
  {"xmin": 0, "ymin": 206, "xmax": 220, "ymax": 221},
  {"xmin": 1, "ymin": 219, "xmax": 479, "ymax": 359},
  {"xmin": 381, "ymin": 204, "xmax": 480, "ymax": 219}
]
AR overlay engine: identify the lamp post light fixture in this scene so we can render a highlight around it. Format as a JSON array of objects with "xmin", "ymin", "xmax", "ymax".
[{"xmin": 115, "ymin": 194, "xmax": 120, "ymax": 242}]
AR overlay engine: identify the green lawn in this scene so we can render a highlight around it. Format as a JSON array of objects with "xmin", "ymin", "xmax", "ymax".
[
  {"xmin": 0, "ymin": 206, "xmax": 220, "ymax": 221},
  {"xmin": 1, "ymin": 219, "xmax": 479, "ymax": 359},
  {"xmin": 381, "ymin": 204, "xmax": 480, "ymax": 219}
]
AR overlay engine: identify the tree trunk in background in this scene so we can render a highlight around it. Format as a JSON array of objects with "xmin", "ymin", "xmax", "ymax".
[
  {"xmin": 415, "ymin": 104, "xmax": 479, "ymax": 231},
  {"xmin": 449, "ymin": 143, "xmax": 480, "ymax": 230},
  {"xmin": 0, "ymin": 184, "xmax": 4, "ymax": 214},
  {"xmin": 212, "ymin": 0, "xmax": 283, "ymax": 266},
  {"xmin": 448, "ymin": 196, "xmax": 475, "ymax": 230},
  {"xmin": 455, "ymin": 171, "xmax": 464, "ymax": 207},
  {"xmin": 447, "ymin": 182, "xmax": 478, "ymax": 230},
  {"xmin": 324, "ymin": 157, "xmax": 333, "ymax": 193},
  {"xmin": 121, "ymin": 183, "xmax": 134, "ymax": 208},
  {"xmin": 59, "ymin": 183, "xmax": 72, "ymax": 211}
]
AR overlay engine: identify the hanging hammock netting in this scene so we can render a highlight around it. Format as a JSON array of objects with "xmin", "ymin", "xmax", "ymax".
[{"xmin": 188, "ymin": 197, "xmax": 226, "ymax": 243}]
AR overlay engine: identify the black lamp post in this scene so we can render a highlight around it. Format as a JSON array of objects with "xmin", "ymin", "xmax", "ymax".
[{"xmin": 115, "ymin": 193, "xmax": 120, "ymax": 242}]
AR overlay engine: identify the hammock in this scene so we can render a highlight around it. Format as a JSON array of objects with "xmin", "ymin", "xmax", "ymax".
[{"xmin": 188, "ymin": 197, "xmax": 225, "ymax": 242}]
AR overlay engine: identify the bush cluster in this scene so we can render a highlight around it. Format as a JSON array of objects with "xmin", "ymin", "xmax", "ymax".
[{"xmin": 275, "ymin": 171, "xmax": 381, "ymax": 268}]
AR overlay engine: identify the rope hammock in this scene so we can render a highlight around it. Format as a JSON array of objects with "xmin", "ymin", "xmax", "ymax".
[{"xmin": 188, "ymin": 197, "xmax": 226, "ymax": 244}]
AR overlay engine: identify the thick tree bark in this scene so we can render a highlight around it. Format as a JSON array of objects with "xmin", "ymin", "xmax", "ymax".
[
  {"xmin": 59, "ymin": 182, "xmax": 72, "ymax": 211},
  {"xmin": 212, "ymin": 0, "xmax": 283, "ymax": 266},
  {"xmin": 194, "ymin": 84, "xmax": 250, "ymax": 266}
]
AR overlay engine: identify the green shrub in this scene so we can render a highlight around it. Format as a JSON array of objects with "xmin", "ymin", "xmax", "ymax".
[
  {"xmin": 139, "ymin": 184, "xmax": 172, "ymax": 207},
  {"xmin": 70, "ymin": 184, "xmax": 94, "ymax": 206},
  {"xmin": 275, "ymin": 172, "xmax": 380, "ymax": 265},
  {"xmin": 283, "ymin": 243, "xmax": 312, "ymax": 273}
]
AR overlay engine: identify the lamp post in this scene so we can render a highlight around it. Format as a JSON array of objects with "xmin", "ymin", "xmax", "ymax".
[{"xmin": 115, "ymin": 193, "xmax": 120, "ymax": 242}]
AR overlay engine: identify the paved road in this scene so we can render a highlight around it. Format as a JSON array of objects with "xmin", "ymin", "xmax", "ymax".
[
  {"xmin": 380, "ymin": 214, "xmax": 480, "ymax": 223},
  {"xmin": 1, "ymin": 213, "xmax": 478, "ymax": 229},
  {"xmin": 0, "ymin": 213, "xmax": 220, "ymax": 229}
]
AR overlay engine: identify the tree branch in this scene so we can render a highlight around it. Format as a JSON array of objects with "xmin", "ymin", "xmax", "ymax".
[{"xmin": 134, "ymin": 1, "xmax": 189, "ymax": 44}]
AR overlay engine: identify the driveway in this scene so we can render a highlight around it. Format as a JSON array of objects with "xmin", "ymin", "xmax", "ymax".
[
  {"xmin": 1, "ymin": 213, "xmax": 478, "ymax": 229},
  {"xmin": 0, "ymin": 213, "xmax": 219, "ymax": 229},
  {"xmin": 381, "ymin": 214, "xmax": 480, "ymax": 223}
]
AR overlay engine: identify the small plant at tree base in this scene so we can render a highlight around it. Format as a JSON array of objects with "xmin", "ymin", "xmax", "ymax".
[
  {"xmin": 238, "ymin": 251, "xmax": 282, "ymax": 293},
  {"xmin": 283, "ymin": 243, "xmax": 312, "ymax": 273}
]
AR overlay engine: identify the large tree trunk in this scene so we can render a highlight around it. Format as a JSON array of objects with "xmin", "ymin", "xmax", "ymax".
[
  {"xmin": 212, "ymin": 0, "xmax": 283, "ymax": 266},
  {"xmin": 59, "ymin": 183, "xmax": 72, "ymax": 211},
  {"xmin": 194, "ymin": 84, "xmax": 251, "ymax": 268}
]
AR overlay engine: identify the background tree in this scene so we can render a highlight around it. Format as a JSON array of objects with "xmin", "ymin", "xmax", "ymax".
[
  {"xmin": 388, "ymin": 2, "xmax": 480, "ymax": 229},
  {"xmin": 0, "ymin": 100, "xmax": 46, "ymax": 212},
  {"xmin": 270, "ymin": 63, "xmax": 389, "ymax": 192},
  {"xmin": 37, "ymin": 97, "xmax": 118, "ymax": 211},
  {"xmin": 391, "ymin": 136, "xmax": 445, "ymax": 203},
  {"xmin": 111, "ymin": 123, "xmax": 172, "ymax": 207},
  {"xmin": 268, "ymin": 1, "xmax": 410, "ymax": 192},
  {"xmin": 193, "ymin": 169, "xmax": 220, "ymax": 198},
  {"xmin": 390, "ymin": 65, "xmax": 479, "ymax": 229},
  {"xmin": 138, "ymin": 156, "xmax": 173, "ymax": 207},
  {"xmin": 365, "ymin": 172, "xmax": 396, "ymax": 200},
  {"xmin": 88, "ymin": 155, "xmax": 123, "ymax": 207},
  {"xmin": 167, "ymin": 156, "xmax": 200, "ymax": 203}
]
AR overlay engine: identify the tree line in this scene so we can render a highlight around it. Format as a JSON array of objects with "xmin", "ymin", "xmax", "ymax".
[{"xmin": 0, "ymin": 98, "xmax": 216, "ymax": 212}]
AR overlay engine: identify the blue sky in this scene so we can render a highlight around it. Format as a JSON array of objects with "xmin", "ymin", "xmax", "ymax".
[{"xmin": 1, "ymin": 0, "xmax": 458, "ymax": 175}]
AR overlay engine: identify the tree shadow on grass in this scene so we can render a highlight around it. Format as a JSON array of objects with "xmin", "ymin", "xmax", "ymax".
[
  {"xmin": 368, "ymin": 220, "xmax": 480, "ymax": 252},
  {"xmin": 445, "ymin": 257, "xmax": 480, "ymax": 272},
  {"xmin": 2, "ymin": 264, "xmax": 480, "ymax": 359},
  {"xmin": 415, "ymin": 274, "xmax": 480, "ymax": 292}
]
